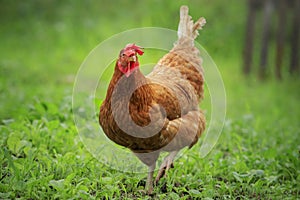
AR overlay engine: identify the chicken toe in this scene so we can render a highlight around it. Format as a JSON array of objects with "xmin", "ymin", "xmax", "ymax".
[{"xmin": 155, "ymin": 151, "xmax": 178, "ymax": 184}]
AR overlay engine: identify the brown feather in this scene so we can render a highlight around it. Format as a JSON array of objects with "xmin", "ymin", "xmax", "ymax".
[{"xmin": 99, "ymin": 5, "xmax": 206, "ymax": 177}]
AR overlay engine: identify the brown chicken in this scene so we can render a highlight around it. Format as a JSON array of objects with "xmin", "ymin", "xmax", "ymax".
[{"xmin": 99, "ymin": 6, "xmax": 206, "ymax": 194}]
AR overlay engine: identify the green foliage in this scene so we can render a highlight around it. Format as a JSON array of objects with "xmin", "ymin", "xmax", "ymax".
[{"xmin": 0, "ymin": 0, "xmax": 299, "ymax": 199}]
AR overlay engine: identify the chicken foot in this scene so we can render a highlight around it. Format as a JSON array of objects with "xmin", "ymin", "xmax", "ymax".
[{"xmin": 155, "ymin": 151, "xmax": 178, "ymax": 184}]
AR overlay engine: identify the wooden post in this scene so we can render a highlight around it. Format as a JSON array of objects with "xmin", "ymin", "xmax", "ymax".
[
  {"xmin": 243, "ymin": 0, "xmax": 258, "ymax": 75},
  {"xmin": 290, "ymin": 0, "xmax": 300, "ymax": 75},
  {"xmin": 275, "ymin": 0, "xmax": 287, "ymax": 80},
  {"xmin": 259, "ymin": 0, "xmax": 273, "ymax": 79}
]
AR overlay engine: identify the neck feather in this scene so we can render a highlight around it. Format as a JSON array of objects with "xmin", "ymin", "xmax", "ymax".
[{"xmin": 104, "ymin": 63, "xmax": 152, "ymax": 107}]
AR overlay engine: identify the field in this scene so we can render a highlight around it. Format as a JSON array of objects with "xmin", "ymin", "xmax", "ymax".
[{"xmin": 0, "ymin": 1, "xmax": 299, "ymax": 199}]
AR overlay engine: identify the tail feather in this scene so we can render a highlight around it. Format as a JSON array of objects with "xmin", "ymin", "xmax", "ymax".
[
  {"xmin": 177, "ymin": 6, "xmax": 193, "ymax": 40},
  {"xmin": 192, "ymin": 17, "xmax": 206, "ymax": 39},
  {"xmin": 177, "ymin": 6, "xmax": 206, "ymax": 46}
]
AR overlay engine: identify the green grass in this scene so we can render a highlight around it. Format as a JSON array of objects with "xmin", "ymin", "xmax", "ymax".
[{"xmin": 1, "ymin": 1, "xmax": 300, "ymax": 199}]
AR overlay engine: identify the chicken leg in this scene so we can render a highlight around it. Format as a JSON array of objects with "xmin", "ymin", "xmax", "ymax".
[
  {"xmin": 155, "ymin": 151, "xmax": 178, "ymax": 184},
  {"xmin": 145, "ymin": 163, "xmax": 156, "ymax": 194}
]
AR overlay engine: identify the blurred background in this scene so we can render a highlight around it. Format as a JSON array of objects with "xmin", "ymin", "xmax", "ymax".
[
  {"xmin": 0, "ymin": 0, "xmax": 299, "ymax": 120},
  {"xmin": 0, "ymin": 1, "xmax": 299, "ymax": 198}
]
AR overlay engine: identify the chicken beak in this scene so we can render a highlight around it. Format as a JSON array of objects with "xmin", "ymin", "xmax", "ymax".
[{"xmin": 128, "ymin": 55, "xmax": 136, "ymax": 62}]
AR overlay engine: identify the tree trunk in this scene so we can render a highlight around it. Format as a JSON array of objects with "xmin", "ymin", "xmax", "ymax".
[
  {"xmin": 275, "ymin": 0, "xmax": 287, "ymax": 80},
  {"xmin": 259, "ymin": 0, "xmax": 273, "ymax": 79},
  {"xmin": 290, "ymin": 0, "xmax": 300, "ymax": 75},
  {"xmin": 243, "ymin": 0, "xmax": 258, "ymax": 75}
]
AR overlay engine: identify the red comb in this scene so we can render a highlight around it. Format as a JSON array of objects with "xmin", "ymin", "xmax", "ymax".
[{"xmin": 124, "ymin": 44, "xmax": 144, "ymax": 55}]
